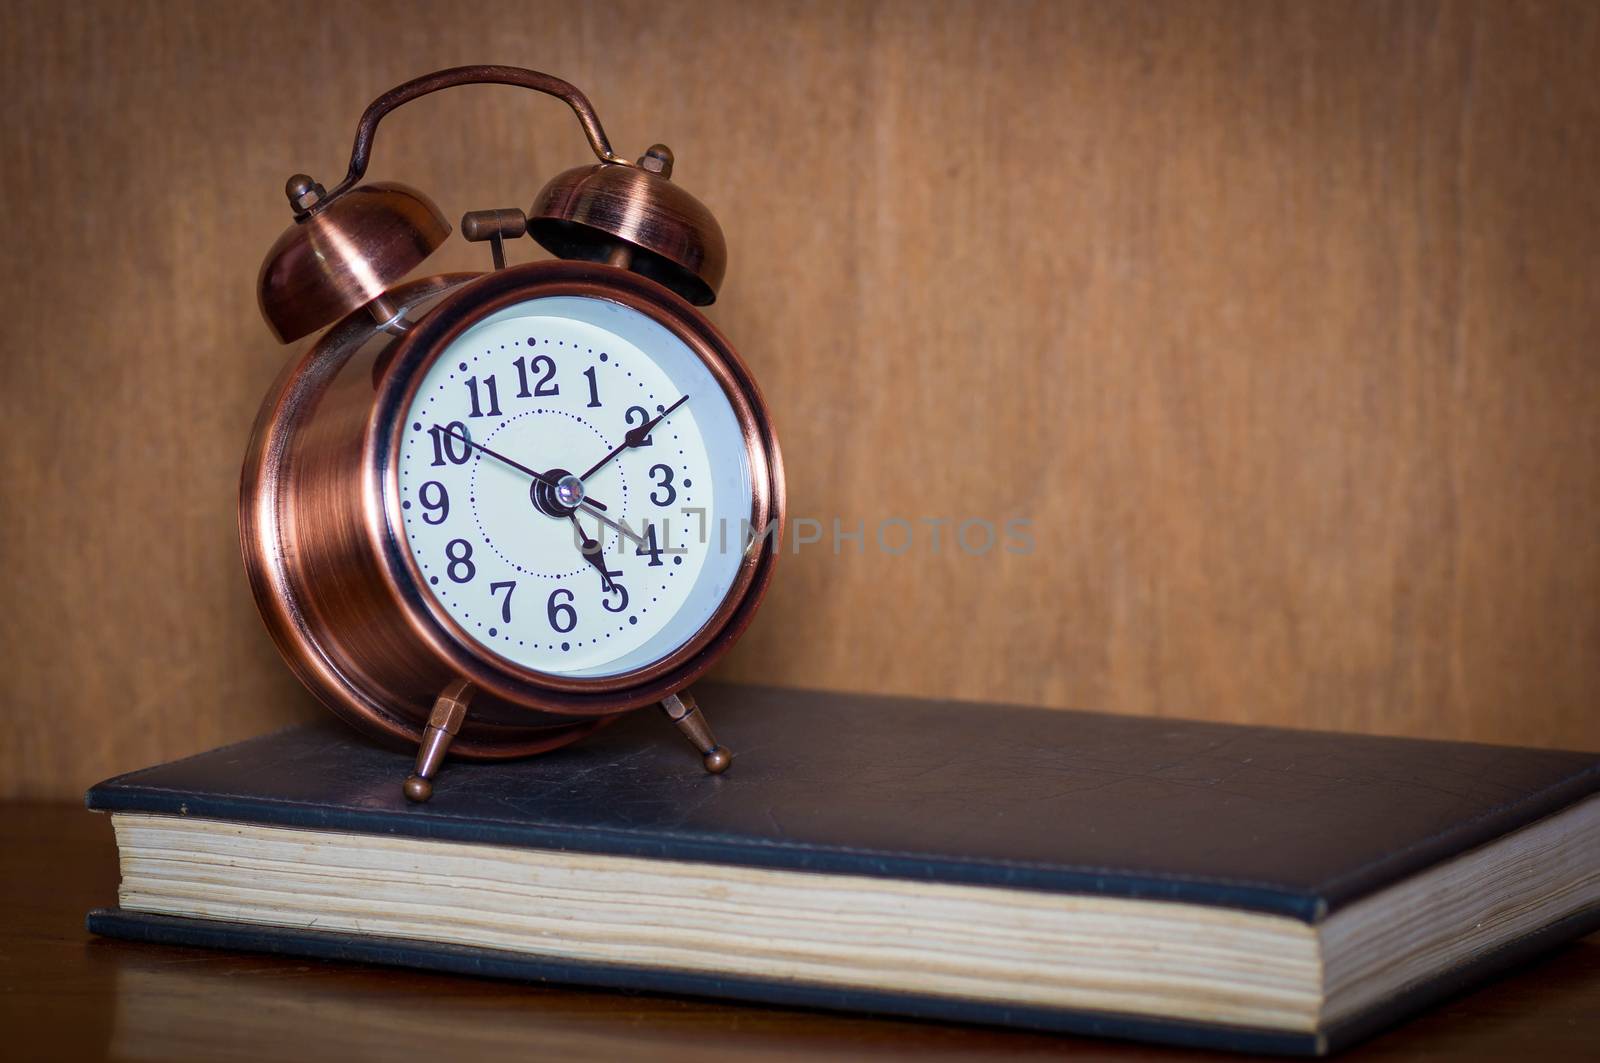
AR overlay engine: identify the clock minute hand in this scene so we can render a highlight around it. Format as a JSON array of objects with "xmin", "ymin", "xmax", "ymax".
[{"xmin": 579, "ymin": 394, "xmax": 689, "ymax": 481}]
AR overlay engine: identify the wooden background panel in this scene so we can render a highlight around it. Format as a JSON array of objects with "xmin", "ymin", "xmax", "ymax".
[{"xmin": 0, "ymin": 1, "xmax": 1595, "ymax": 799}]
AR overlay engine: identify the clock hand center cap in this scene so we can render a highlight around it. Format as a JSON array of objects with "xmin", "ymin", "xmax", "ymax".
[
  {"xmin": 555, "ymin": 473, "xmax": 585, "ymax": 509},
  {"xmin": 529, "ymin": 469, "xmax": 585, "ymax": 519}
]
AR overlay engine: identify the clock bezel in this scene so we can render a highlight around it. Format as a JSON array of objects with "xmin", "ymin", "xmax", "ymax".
[{"xmin": 369, "ymin": 260, "xmax": 782, "ymax": 709}]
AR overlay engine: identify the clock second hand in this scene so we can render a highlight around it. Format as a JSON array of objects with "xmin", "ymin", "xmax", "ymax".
[
  {"xmin": 432, "ymin": 425, "xmax": 605, "ymax": 510},
  {"xmin": 431, "ymin": 424, "xmax": 650, "ymax": 548}
]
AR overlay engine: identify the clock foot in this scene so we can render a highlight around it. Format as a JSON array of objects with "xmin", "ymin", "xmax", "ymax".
[
  {"xmin": 403, "ymin": 679, "xmax": 474, "ymax": 802},
  {"xmin": 659, "ymin": 690, "xmax": 732, "ymax": 774}
]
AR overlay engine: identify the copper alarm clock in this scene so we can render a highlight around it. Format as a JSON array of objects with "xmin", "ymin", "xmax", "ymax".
[{"xmin": 241, "ymin": 66, "xmax": 784, "ymax": 801}]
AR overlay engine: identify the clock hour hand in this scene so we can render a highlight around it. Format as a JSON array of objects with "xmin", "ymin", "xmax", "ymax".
[
  {"xmin": 567, "ymin": 515, "xmax": 618, "ymax": 593},
  {"xmin": 579, "ymin": 394, "xmax": 689, "ymax": 481}
]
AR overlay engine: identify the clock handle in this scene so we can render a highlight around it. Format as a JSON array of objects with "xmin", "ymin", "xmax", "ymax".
[
  {"xmin": 660, "ymin": 690, "xmax": 733, "ymax": 775},
  {"xmin": 403, "ymin": 679, "xmax": 475, "ymax": 802},
  {"xmin": 305, "ymin": 64, "xmax": 631, "ymax": 219}
]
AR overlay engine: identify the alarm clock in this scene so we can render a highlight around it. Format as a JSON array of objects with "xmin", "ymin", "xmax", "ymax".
[{"xmin": 241, "ymin": 66, "xmax": 784, "ymax": 801}]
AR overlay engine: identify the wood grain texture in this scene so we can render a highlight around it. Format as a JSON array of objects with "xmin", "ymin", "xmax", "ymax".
[{"xmin": 1, "ymin": 1, "xmax": 1596, "ymax": 799}]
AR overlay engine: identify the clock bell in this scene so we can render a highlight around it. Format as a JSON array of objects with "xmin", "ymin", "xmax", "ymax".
[{"xmin": 257, "ymin": 64, "xmax": 727, "ymax": 342}]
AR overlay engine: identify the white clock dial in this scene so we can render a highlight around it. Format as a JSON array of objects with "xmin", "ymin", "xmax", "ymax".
[{"xmin": 395, "ymin": 295, "xmax": 753, "ymax": 678}]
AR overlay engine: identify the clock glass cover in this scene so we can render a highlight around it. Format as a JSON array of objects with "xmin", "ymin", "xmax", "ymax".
[{"xmin": 395, "ymin": 295, "xmax": 754, "ymax": 678}]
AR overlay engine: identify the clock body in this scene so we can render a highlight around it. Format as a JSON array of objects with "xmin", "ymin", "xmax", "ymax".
[{"xmin": 240, "ymin": 261, "xmax": 784, "ymax": 757}]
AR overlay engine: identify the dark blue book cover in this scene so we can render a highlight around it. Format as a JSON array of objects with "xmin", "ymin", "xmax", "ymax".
[{"xmin": 86, "ymin": 684, "xmax": 1600, "ymax": 1055}]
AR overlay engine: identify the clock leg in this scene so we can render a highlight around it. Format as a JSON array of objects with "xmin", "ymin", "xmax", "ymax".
[
  {"xmin": 659, "ymin": 689, "xmax": 732, "ymax": 774},
  {"xmin": 403, "ymin": 679, "xmax": 474, "ymax": 802}
]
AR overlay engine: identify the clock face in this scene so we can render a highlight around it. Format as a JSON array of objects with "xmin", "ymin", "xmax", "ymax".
[{"xmin": 394, "ymin": 294, "xmax": 755, "ymax": 679}]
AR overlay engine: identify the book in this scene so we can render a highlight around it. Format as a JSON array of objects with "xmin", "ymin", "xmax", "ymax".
[{"xmin": 86, "ymin": 683, "xmax": 1600, "ymax": 1055}]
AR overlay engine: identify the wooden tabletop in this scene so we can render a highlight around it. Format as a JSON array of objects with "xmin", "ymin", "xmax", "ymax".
[{"xmin": 3, "ymin": 803, "xmax": 1596, "ymax": 1062}]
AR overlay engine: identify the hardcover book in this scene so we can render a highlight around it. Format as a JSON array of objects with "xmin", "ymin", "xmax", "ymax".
[{"xmin": 86, "ymin": 684, "xmax": 1600, "ymax": 1055}]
